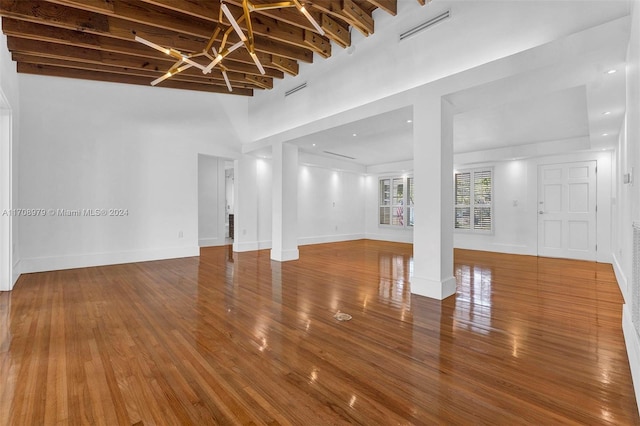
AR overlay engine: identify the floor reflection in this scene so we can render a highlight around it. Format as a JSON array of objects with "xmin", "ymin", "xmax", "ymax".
[
  {"xmin": 454, "ymin": 264, "xmax": 493, "ymax": 335},
  {"xmin": 377, "ymin": 252, "xmax": 412, "ymax": 311}
]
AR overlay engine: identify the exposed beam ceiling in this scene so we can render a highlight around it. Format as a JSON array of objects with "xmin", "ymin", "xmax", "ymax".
[{"xmin": 0, "ymin": 0, "xmax": 426, "ymax": 96}]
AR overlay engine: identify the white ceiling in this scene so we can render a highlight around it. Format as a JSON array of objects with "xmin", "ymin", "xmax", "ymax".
[
  {"xmin": 270, "ymin": 3, "xmax": 630, "ymax": 168},
  {"xmin": 289, "ymin": 106, "xmax": 413, "ymax": 165},
  {"xmin": 453, "ymin": 86, "xmax": 589, "ymax": 153}
]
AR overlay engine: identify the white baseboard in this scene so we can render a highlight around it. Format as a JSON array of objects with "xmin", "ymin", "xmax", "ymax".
[
  {"xmin": 365, "ymin": 233, "xmax": 413, "ymax": 244},
  {"xmin": 233, "ymin": 241, "xmax": 260, "ymax": 252},
  {"xmin": 622, "ymin": 304, "xmax": 640, "ymax": 416},
  {"xmin": 410, "ymin": 275, "xmax": 457, "ymax": 300},
  {"xmin": 198, "ymin": 237, "xmax": 225, "ymax": 247},
  {"xmin": 298, "ymin": 233, "xmax": 365, "ymax": 246},
  {"xmin": 612, "ymin": 252, "xmax": 629, "ymax": 303},
  {"xmin": 19, "ymin": 246, "xmax": 199, "ymax": 274},
  {"xmin": 11, "ymin": 259, "xmax": 20, "ymax": 288},
  {"xmin": 270, "ymin": 248, "xmax": 299, "ymax": 262},
  {"xmin": 453, "ymin": 241, "xmax": 535, "ymax": 256},
  {"xmin": 258, "ymin": 240, "xmax": 272, "ymax": 250}
]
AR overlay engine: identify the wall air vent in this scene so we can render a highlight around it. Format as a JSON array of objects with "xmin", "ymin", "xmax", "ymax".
[
  {"xmin": 399, "ymin": 10, "xmax": 451, "ymax": 41},
  {"xmin": 323, "ymin": 151, "xmax": 356, "ymax": 160},
  {"xmin": 285, "ymin": 82, "xmax": 307, "ymax": 97}
]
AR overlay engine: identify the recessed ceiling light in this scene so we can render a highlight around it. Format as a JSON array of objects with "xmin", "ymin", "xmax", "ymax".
[
  {"xmin": 406, "ymin": 119, "xmax": 412, "ymax": 123},
  {"xmin": 603, "ymin": 111, "xmax": 611, "ymax": 115},
  {"xmin": 606, "ymin": 69, "xmax": 617, "ymax": 74},
  {"xmin": 312, "ymin": 143, "xmax": 316, "ymax": 147},
  {"xmin": 352, "ymin": 133, "xmax": 357, "ymax": 137},
  {"xmin": 602, "ymin": 133, "xmax": 609, "ymax": 136}
]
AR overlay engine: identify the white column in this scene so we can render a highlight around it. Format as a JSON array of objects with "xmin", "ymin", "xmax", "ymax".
[
  {"xmin": 0, "ymin": 108, "xmax": 12, "ymax": 291},
  {"xmin": 232, "ymin": 155, "xmax": 259, "ymax": 252},
  {"xmin": 271, "ymin": 142, "xmax": 299, "ymax": 261},
  {"xmin": 410, "ymin": 96, "xmax": 456, "ymax": 300}
]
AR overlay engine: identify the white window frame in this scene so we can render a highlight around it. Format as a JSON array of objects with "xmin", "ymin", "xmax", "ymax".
[
  {"xmin": 379, "ymin": 175, "xmax": 414, "ymax": 228},
  {"xmin": 454, "ymin": 168, "xmax": 493, "ymax": 234}
]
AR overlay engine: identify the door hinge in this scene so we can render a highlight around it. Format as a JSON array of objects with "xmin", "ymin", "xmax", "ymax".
[
  {"xmin": 595, "ymin": 166, "xmax": 598, "ymax": 173},
  {"xmin": 596, "ymin": 244, "xmax": 598, "ymax": 251}
]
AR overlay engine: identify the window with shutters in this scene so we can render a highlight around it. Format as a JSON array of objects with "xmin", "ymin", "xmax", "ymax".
[
  {"xmin": 379, "ymin": 176, "xmax": 413, "ymax": 228},
  {"xmin": 454, "ymin": 168, "xmax": 493, "ymax": 233}
]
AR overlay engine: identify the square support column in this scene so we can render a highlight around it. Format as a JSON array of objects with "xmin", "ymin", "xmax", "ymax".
[
  {"xmin": 271, "ymin": 142, "xmax": 299, "ymax": 262},
  {"xmin": 410, "ymin": 96, "xmax": 456, "ymax": 300},
  {"xmin": 232, "ymin": 155, "xmax": 260, "ymax": 252}
]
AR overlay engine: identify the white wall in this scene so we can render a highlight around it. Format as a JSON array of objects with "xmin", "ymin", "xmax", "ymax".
[
  {"xmin": 256, "ymin": 158, "xmax": 273, "ymax": 248},
  {"xmin": 615, "ymin": 0, "xmax": 640, "ymax": 413},
  {"xmin": 198, "ymin": 155, "xmax": 226, "ymax": 247},
  {"xmin": 453, "ymin": 151, "xmax": 613, "ymax": 261},
  {"xmin": 17, "ymin": 74, "xmax": 247, "ymax": 272},
  {"xmin": 0, "ymin": 31, "xmax": 19, "ymax": 290},
  {"xmin": 298, "ymin": 164, "xmax": 366, "ymax": 245},
  {"xmin": 235, "ymin": 154, "xmax": 366, "ymax": 250}
]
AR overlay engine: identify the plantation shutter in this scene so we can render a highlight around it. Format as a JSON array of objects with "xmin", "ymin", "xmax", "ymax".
[
  {"xmin": 455, "ymin": 172, "xmax": 471, "ymax": 229},
  {"xmin": 473, "ymin": 170, "xmax": 492, "ymax": 231}
]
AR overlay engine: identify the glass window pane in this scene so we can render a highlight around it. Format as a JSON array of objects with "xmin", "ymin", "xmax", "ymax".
[
  {"xmin": 392, "ymin": 205, "xmax": 404, "ymax": 226},
  {"xmin": 392, "ymin": 178, "xmax": 404, "ymax": 205},
  {"xmin": 407, "ymin": 177, "xmax": 414, "ymax": 206},
  {"xmin": 455, "ymin": 173, "xmax": 471, "ymax": 205},
  {"xmin": 407, "ymin": 207, "xmax": 414, "ymax": 227},
  {"xmin": 474, "ymin": 171, "xmax": 492, "ymax": 205},
  {"xmin": 380, "ymin": 179, "xmax": 391, "ymax": 206},
  {"xmin": 455, "ymin": 207, "xmax": 470, "ymax": 229},
  {"xmin": 379, "ymin": 207, "xmax": 390, "ymax": 225},
  {"xmin": 474, "ymin": 207, "xmax": 491, "ymax": 230}
]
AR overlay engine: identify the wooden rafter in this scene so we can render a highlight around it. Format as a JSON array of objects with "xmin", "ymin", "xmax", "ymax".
[{"xmin": 0, "ymin": 0, "xmax": 401, "ymax": 95}]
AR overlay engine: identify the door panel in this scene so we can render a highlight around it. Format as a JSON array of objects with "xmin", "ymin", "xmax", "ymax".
[{"xmin": 538, "ymin": 161, "xmax": 596, "ymax": 260}]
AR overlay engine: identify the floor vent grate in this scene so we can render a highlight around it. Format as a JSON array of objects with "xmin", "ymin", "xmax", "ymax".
[{"xmin": 334, "ymin": 312, "xmax": 352, "ymax": 321}]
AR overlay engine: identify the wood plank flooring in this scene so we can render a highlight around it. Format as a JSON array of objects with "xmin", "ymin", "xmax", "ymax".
[{"xmin": 1, "ymin": 240, "xmax": 638, "ymax": 425}]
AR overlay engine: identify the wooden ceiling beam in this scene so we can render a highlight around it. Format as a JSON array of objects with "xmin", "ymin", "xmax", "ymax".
[
  {"xmin": 17, "ymin": 62, "xmax": 254, "ymax": 95},
  {"xmin": 225, "ymin": 0, "xmax": 356, "ymax": 49},
  {"xmin": 6, "ymin": 37, "xmax": 275, "ymax": 85},
  {"xmin": 366, "ymin": 0, "xmax": 396, "ymax": 16},
  {"xmin": 2, "ymin": 19, "xmax": 285, "ymax": 78},
  {"xmin": 12, "ymin": 53, "xmax": 265, "ymax": 89},
  {"xmin": 303, "ymin": 29, "xmax": 330, "ymax": 58},
  {"xmin": 269, "ymin": 55, "xmax": 298, "ymax": 76},
  {"xmin": 137, "ymin": 0, "xmax": 221, "ymax": 22},
  {"xmin": 2, "ymin": 17, "xmax": 298, "ymax": 78},
  {"xmin": 321, "ymin": 14, "xmax": 350, "ymax": 48},
  {"xmin": 45, "ymin": 0, "xmax": 320, "ymax": 59},
  {"xmin": 342, "ymin": 0, "xmax": 374, "ymax": 36},
  {"xmin": 0, "ymin": 0, "xmax": 393, "ymax": 95},
  {"xmin": 311, "ymin": 0, "xmax": 372, "ymax": 36},
  {"xmin": 0, "ymin": 1, "xmax": 311, "ymax": 63},
  {"xmin": 44, "ymin": 0, "xmax": 212, "ymax": 37},
  {"xmin": 217, "ymin": 3, "xmax": 329, "ymax": 57},
  {"xmin": 0, "ymin": 2, "xmax": 303, "ymax": 77}
]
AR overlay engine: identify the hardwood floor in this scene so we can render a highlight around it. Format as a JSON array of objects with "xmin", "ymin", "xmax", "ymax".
[{"xmin": 1, "ymin": 240, "xmax": 638, "ymax": 425}]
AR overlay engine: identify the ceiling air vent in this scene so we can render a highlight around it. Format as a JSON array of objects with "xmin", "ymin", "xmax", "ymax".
[
  {"xmin": 285, "ymin": 82, "xmax": 307, "ymax": 97},
  {"xmin": 323, "ymin": 151, "xmax": 356, "ymax": 160},
  {"xmin": 399, "ymin": 10, "xmax": 450, "ymax": 41}
]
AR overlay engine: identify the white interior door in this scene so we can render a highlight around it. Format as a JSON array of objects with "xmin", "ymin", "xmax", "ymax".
[{"xmin": 537, "ymin": 161, "xmax": 597, "ymax": 261}]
